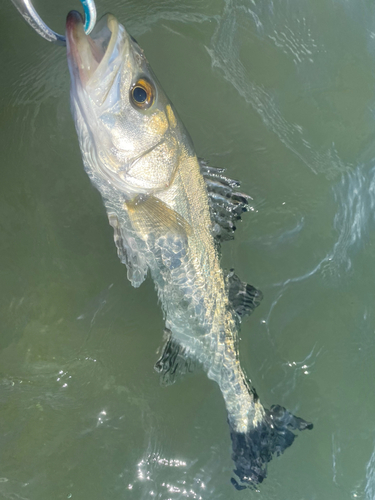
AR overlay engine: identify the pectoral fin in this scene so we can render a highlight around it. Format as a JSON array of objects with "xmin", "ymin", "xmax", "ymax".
[{"xmin": 125, "ymin": 195, "xmax": 191, "ymax": 239}]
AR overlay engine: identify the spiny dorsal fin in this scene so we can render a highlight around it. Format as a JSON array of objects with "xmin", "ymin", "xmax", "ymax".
[
  {"xmin": 227, "ymin": 270, "xmax": 263, "ymax": 319},
  {"xmin": 199, "ymin": 159, "xmax": 252, "ymax": 243},
  {"xmin": 154, "ymin": 329, "xmax": 197, "ymax": 386}
]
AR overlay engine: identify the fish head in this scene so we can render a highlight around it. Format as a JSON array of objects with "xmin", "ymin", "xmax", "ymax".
[{"xmin": 66, "ymin": 11, "xmax": 185, "ymax": 197}]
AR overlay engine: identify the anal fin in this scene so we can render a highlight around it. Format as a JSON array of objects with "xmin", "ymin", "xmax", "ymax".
[{"xmin": 154, "ymin": 329, "xmax": 197, "ymax": 386}]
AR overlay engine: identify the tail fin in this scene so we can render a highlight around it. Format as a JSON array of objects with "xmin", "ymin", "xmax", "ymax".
[{"xmin": 230, "ymin": 405, "xmax": 313, "ymax": 490}]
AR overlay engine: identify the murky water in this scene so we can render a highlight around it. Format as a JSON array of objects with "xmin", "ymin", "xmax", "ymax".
[{"xmin": 1, "ymin": 0, "xmax": 375, "ymax": 498}]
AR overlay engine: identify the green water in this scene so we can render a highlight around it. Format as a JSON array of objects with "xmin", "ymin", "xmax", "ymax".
[{"xmin": 1, "ymin": 0, "xmax": 375, "ymax": 498}]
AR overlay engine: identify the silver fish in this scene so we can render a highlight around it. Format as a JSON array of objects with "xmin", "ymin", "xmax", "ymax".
[{"xmin": 66, "ymin": 10, "xmax": 312, "ymax": 488}]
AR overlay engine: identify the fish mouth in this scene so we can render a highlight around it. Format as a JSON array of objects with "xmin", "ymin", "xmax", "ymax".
[{"xmin": 66, "ymin": 11, "xmax": 119, "ymax": 86}]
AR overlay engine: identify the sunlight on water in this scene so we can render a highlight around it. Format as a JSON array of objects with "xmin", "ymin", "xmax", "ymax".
[{"xmin": 1, "ymin": 0, "xmax": 375, "ymax": 498}]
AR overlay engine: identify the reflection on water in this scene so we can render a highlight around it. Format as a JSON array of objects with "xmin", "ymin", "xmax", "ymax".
[
  {"xmin": 1, "ymin": 0, "xmax": 375, "ymax": 498},
  {"xmin": 133, "ymin": 451, "xmax": 202, "ymax": 499},
  {"xmin": 365, "ymin": 443, "xmax": 375, "ymax": 500}
]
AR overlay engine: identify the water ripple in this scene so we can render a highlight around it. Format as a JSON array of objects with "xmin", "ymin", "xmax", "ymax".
[
  {"xmin": 322, "ymin": 163, "xmax": 375, "ymax": 279},
  {"xmin": 268, "ymin": 163, "xmax": 375, "ymax": 289},
  {"xmin": 205, "ymin": 0, "xmax": 347, "ymax": 177}
]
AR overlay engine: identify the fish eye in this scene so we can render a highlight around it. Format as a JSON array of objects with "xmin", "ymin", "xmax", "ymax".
[
  {"xmin": 130, "ymin": 78, "xmax": 154, "ymax": 110},
  {"xmin": 133, "ymin": 87, "xmax": 147, "ymax": 103}
]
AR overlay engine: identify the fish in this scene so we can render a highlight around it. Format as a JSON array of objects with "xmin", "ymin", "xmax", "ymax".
[{"xmin": 65, "ymin": 10, "xmax": 312, "ymax": 488}]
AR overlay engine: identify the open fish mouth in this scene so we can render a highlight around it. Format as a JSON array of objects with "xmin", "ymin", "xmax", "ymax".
[{"xmin": 66, "ymin": 10, "xmax": 119, "ymax": 85}]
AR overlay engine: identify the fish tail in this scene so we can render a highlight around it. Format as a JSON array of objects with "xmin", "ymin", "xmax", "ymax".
[{"xmin": 229, "ymin": 403, "xmax": 313, "ymax": 490}]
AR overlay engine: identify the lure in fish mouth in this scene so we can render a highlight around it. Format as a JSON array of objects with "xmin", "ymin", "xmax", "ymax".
[{"xmin": 66, "ymin": 10, "xmax": 312, "ymax": 489}]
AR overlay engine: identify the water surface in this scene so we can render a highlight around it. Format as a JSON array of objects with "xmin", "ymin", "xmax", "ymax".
[{"xmin": 1, "ymin": 0, "xmax": 375, "ymax": 498}]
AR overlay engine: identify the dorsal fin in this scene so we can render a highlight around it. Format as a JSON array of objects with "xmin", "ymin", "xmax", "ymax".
[
  {"xmin": 199, "ymin": 159, "xmax": 252, "ymax": 243},
  {"xmin": 227, "ymin": 270, "xmax": 263, "ymax": 319},
  {"xmin": 154, "ymin": 329, "xmax": 197, "ymax": 386}
]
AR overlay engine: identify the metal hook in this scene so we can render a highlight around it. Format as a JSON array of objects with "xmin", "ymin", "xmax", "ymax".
[{"xmin": 11, "ymin": 0, "xmax": 97, "ymax": 46}]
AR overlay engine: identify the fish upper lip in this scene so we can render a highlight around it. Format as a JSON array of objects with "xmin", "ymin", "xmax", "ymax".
[
  {"xmin": 66, "ymin": 11, "xmax": 116, "ymax": 85},
  {"xmin": 66, "ymin": 10, "xmax": 84, "ymax": 33}
]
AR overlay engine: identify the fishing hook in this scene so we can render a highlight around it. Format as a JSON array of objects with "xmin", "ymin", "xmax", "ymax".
[{"xmin": 10, "ymin": 0, "xmax": 97, "ymax": 46}]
